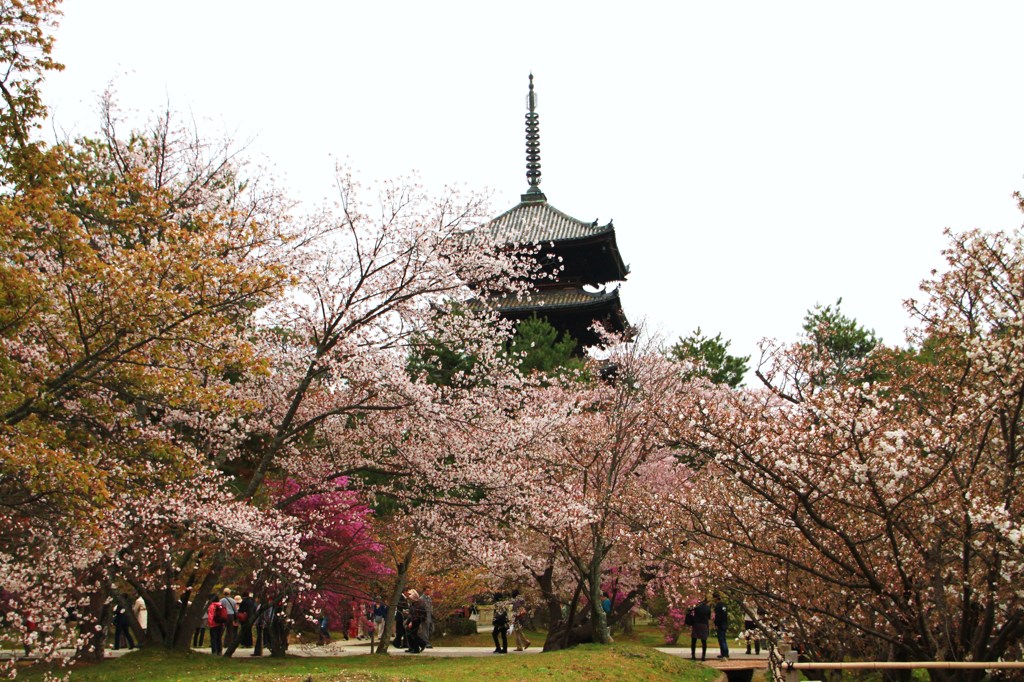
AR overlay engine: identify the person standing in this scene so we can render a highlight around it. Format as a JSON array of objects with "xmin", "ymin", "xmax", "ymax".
[
  {"xmin": 238, "ymin": 592, "xmax": 256, "ymax": 648},
  {"xmin": 207, "ymin": 595, "xmax": 225, "ymax": 655},
  {"xmin": 253, "ymin": 599, "xmax": 271, "ymax": 657},
  {"xmin": 420, "ymin": 586, "xmax": 434, "ymax": 649},
  {"xmin": 192, "ymin": 608, "xmax": 206, "ymax": 649},
  {"xmin": 690, "ymin": 596, "xmax": 711, "ymax": 661},
  {"xmin": 317, "ymin": 611, "xmax": 331, "ymax": 645},
  {"xmin": 132, "ymin": 595, "xmax": 148, "ymax": 640},
  {"xmin": 372, "ymin": 599, "xmax": 386, "ymax": 641},
  {"xmin": 511, "ymin": 589, "xmax": 531, "ymax": 651},
  {"xmin": 742, "ymin": 597, "xmax": 761, "ymax": 655},
  {"xmin": 713, "ymin": 592, "xmax": 729, "ymax": 659},
  {"xmin": 491, "ymin": 592, "xmax": 510, "ymax": 654}
]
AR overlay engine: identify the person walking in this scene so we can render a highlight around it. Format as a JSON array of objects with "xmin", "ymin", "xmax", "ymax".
[
  {"xmin": 690, "ymin": 596, "xmax": 711, "ymax": 661},
  {"xmin": 392, "ymin": 592, "xmax": 408, "ymax": 649},
  {"xmin": 713, "ymin": 592, "xmax": 730, "ymax": 659},
  {"xmin": 510, "ymin": 589, "xmax": 531, "ymax": 651},
  {"xmin": 112, "ymin": 595, "xmax": 135, "ymax": 650},
  {"xmin": 420, "ymin": 586, "xmax": 434, "ymax": 649},
  {"xmin": 317, "ymin": 611, "xmax": 331, "ymax": 645},
  {"xmin": 404, "ymin": 590, "xmax": 426, "ymax": 654},
  {"xmin": 220, "ymin": 588, "xmax": 239, "ymax": 654},
  {"xmin": 491, "ymin": 592, "xmax": 510, "ymax": 654}
]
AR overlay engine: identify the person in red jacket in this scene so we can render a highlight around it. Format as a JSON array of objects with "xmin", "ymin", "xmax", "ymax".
[{"xmin": 207, "ymin": 595, "xmax": 226, "ymax": 655}]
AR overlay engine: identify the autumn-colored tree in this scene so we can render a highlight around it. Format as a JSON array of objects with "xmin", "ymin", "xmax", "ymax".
[{"xmin": 0, "ymin": 1, "xmax": 301, "ymax": 664}]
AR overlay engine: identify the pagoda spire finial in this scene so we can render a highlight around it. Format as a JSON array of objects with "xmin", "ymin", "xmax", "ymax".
[{"xmin": 522, "ymin": 73, "xmax": 546, "ymax": 203}]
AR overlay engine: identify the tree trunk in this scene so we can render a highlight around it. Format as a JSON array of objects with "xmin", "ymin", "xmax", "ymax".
[
  {"xmin": 375, "ymin": 546, "xmax": 414, "ymax": 655},
  {"xmin": 532, "ymin": 563, "xmax": 565, "ymax": 651},
  {"xmin": 131, "ymin": 557, "xmax": 224, "ymax": 651},
  {"xmin": 269, "ymin": 602, "xmax": 291, "ymax": 657},
  {"xmin": 543, "ymin": 579, "xmax": 589, "ymax": 651},
  {"xmin": 588, "ymin": 539, "xmax": 612, "ymax": 645},
  {"xmin": 75, "ymin": 570, "xmax": 111, "ymax": 662}
]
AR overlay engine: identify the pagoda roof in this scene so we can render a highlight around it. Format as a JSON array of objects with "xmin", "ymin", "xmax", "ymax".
[
  {"xmin": 494, "ymin": 285, "xmax": 631, "ymax": 347},
  {"xmin": 486, "ymin": 200, "xmax": 614, "ymax": 246},
  {"xmin": 495, "ymin": 286, "xmax": 623, "ymax": 314}
]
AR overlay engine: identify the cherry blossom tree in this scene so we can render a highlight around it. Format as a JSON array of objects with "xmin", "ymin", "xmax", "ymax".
[
  {"xmin": 668, "ymin": 228, "xmax": 1024, "ymax": 679},
  {"xmin": 1, "ymin": 0, "xmax": 539, "ymax": 667},
  {"xmin": 384, "ymin": 332, "xmax": 693, "ymax": 650}
]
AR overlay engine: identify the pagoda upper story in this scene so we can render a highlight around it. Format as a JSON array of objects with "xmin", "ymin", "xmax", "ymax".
[{"xmin": 479, "ymin": 75, "xmax": 630, "ymax": 349}]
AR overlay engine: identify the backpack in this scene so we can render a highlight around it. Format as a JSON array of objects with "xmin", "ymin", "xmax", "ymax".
[{"xmin": 213, "ymin": 602, "xmax": 228, "ymax": 625}]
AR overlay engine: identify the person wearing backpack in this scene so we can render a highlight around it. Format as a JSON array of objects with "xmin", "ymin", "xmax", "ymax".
[
  {"xmin": 491, "ymin": 592, "xmax": 510, "ymax": 654},
  {"xmin": 207, "ymin": 595, "xmax": 227, "ymax": 655}
]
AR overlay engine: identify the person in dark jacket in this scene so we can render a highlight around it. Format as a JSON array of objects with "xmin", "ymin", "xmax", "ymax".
[
  {"xmin": 491, "ymin": 592, "xmax": 510, "ymax": 654},
  {"xmin": 713, "ymin": 592, "xmax": 729, "ymax": 659},
  {"xmin": 253, "ymin": 600, "xmax": 272, "ymax": 656},
  {"xmin": 112, "ymin": 594, "xmax": 135, "ymax": 650},
  {"xmin": 690, "ymin": 596, "xmax": 712, "ymax": 661},
  {"xmin": 392, "ymin": 593, "xmax": 408, "ymax": 649},
  {"xmin": 238, "ymin": 592, "xmax": 256, "ymax": 647}
]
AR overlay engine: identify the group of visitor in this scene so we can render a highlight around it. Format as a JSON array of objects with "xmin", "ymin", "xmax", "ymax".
[
  {"xmin": 685, "ymin": 592, "xmax": 762, "ymax": 661},
  {"xmin": 685, "ymin": 592, "xmax": 724, "ymax": 661},
  {"xmin": 392, "ymin": 585, "xmax": 434, "ymax": 654},
  {"xmin": 342, "ymin": 597, "xmax": 389, "ymax": 641},
  {"xmin": 201, "ymin": 587, "xmax": 271, "ymax": 656},
  {"xmin": 111, "ymin": 593, "xmax": 148, "ymax": 650},
  {"xmin": 491, "ymin": 589, "xmax": 530, "ymax": 654}
]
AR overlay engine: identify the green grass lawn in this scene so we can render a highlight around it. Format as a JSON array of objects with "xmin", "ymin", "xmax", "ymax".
[
  {"xmin": 616, "ymin": 623, "xmax": 686, "ymax": 648},
  {"xmin": 15, "ymin": 642, "xmax": 721, "ymax": 682}
]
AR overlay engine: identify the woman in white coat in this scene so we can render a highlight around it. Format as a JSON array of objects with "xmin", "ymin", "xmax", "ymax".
[{"xmin": 133, "ymin": 595, "xmax": 148, "ymax": 633}]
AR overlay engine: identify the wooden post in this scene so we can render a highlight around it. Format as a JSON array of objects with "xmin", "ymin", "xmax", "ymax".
[{"xmin": 786, "ymin": 650, "xmax": 801, "ymax": 682}]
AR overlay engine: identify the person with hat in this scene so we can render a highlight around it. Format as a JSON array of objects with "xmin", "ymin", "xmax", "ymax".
[{"xmin": 220, "ymin": 587, "xmax": 239, "ymax": 654}]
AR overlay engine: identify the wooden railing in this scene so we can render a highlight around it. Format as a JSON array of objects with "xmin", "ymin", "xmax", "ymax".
[{"xmin": 780, "ymin": 650, "xmax": 1024, "ymax": 682}]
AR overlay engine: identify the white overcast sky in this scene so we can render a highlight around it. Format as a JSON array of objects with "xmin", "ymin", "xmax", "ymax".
[{"xmin": 42, "ymin": 1, "xmax": 1024, "ymax": 369}]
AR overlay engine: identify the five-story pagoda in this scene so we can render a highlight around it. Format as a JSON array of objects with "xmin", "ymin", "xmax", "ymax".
[{"xmin": 483, "ymin": 75, "xmax": 630, "ymax": 351}]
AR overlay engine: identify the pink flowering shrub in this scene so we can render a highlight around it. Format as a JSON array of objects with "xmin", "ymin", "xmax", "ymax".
[
  {"xmin": 271, "ymin": 478, "xmax": 391, "ymax": 626},
  {"xmin": 658, "ymin": 606, "xmax": 689, "ymax": 645}
]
